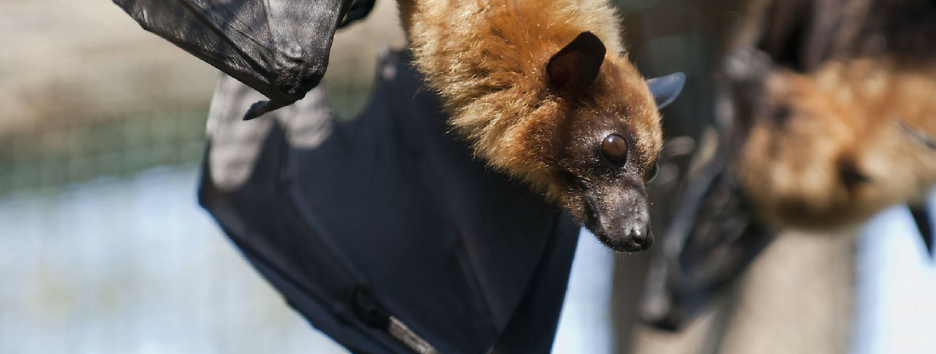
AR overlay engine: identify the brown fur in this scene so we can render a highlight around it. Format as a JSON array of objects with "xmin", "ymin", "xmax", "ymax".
[
  {"xmin": 714, "ymin": 0, "xmax": 936, "ymax": 230},
  {"xmin": 396, "ymin": 0, "xmax": 662, "ymax": 202},
  {"xmin": 735, "ymin": 57, "xmax": 936, "ymax": 229}
]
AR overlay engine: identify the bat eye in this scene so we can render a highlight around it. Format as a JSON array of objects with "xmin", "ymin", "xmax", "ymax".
[
  {"xmin": 602, "ymin": 134, "xmax": 628, "ymax": 165},
  {"xmin": 646, "ymin": 162, "xmax": 659, "ymax": 182}
]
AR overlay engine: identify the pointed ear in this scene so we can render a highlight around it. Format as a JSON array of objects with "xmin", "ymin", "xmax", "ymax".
[
  {"xmin": 547, "ymin": 31, "xmax": 607, "ymax": 87},
  {"xmin": 646, "ymin": 72, "xmax": 686, "ymax": 109}
]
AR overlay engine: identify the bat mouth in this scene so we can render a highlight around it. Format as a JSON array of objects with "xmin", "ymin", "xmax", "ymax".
[{"xmin": 594, "ymin": 229, "xmax": 654, "ymax": 253}]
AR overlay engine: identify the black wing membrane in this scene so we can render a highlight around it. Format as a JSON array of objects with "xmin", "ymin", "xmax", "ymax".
[
  {"xmin": 199, "ymin": 50, "xmax": 580, "ymax": 354},
  {"xmin": 113, "ymin": 0, "xmax": 364, "ymax": 119}
]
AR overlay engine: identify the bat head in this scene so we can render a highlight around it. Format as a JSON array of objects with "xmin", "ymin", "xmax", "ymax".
[
  {"xmin": 524, "ymin": 32, "xmax": 683, "ymax": 252},
  {"xmin": 727, "ymin": 51, "xmax": 936, "ymax": 228}
]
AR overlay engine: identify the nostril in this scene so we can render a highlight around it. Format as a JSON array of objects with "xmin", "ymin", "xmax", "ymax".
[
  {"xmin": 631, "ymin": 227, "xmax": 648, "ymax": 243},
  {"xmin": 631, "ymin": 227, "xmax": 654, "ymax": 250}
]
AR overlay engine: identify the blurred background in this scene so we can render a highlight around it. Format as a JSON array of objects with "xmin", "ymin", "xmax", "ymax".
[{"xmin": 0, "ymin": 0, "xmax": 934, "ymax": 353}]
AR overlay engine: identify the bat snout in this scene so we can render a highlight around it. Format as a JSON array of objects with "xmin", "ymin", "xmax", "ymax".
[
  {"xmin": 582, "ymin": 190, "xmax": 654, "ymax": 253},
  {"xmin": 599, "ymin": 219, "xmax": 653, "ymax": 253},
  {"xmin": 627, "ymin": 224, "xmax": 654, "ymax": 250}
]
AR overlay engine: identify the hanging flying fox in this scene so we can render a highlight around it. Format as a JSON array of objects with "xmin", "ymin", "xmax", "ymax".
[
  {"xmin": 641, "ymin": 0, "xmax": 936, "ymax": 331},
  {"xmin": 397, "ymin": 0, "xmax": 683, "ymax": 252},
  {"xmin": 725, "ymin": 0, "xmax": 936, "ymax": 230},
  {"xmin": 115, "ymin": 0, "xmax": 684, "ymax": 252}
]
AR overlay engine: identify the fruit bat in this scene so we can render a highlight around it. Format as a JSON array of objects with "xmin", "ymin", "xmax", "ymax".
[
  {"xmin": 115, "ymin": 0, "xmax": 688, "ymax": 351},
  {"xmin": 641, "ymin": 0, "xmax": 936, "ymax": 331},
  {"xmin": 115, "ymin": 0, "xmax": 685, "ymax": 251}
]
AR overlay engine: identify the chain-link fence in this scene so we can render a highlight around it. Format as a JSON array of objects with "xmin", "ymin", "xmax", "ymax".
[{"xmin": 0, "ymin": 111, "xmax": 207, "ymax": 196}]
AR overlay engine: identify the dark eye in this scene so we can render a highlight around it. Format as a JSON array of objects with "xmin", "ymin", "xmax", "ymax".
[
  {"xmin": 602, "ymin": 134, "xmax": 628, "ymax": 165},
  {"xmin": 646, "ymin": 162, "xmax": 659, "ymax": 182}
]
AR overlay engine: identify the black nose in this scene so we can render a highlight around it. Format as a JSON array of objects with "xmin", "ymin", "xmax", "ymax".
[
  {"xmin": 602, "ymin": 225, "xmax": 654, "ymax": 252},
  {"xmin": 630, "ymin": 227, "xmax": 653, "ymax": 250}
]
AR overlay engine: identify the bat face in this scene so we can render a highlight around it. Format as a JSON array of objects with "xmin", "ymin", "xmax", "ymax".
[
  {"xmin": 532, "ymin": 32, "xmax": 681, "ymax": 252},
  {"xmin": 728, "ymin": 52, "xmax": 936, "ymax": 229},
  {"xmin": 557, "ymin": 119, "xmax": 659, "ymax": 252}
]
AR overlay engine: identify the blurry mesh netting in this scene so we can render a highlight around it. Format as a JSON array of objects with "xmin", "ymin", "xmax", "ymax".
[{"xmin": 0, "ymin": 112, "xmax": 208, "ymax": 196}]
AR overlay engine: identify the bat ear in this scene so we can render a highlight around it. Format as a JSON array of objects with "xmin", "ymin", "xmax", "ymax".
[
  {"xmin": 646, "ymin": 72, "xmax": 686, "ymax": 109},
  {"xmin": 547, "ymin": 31, "xmax": 607, "ymax": 87}
]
